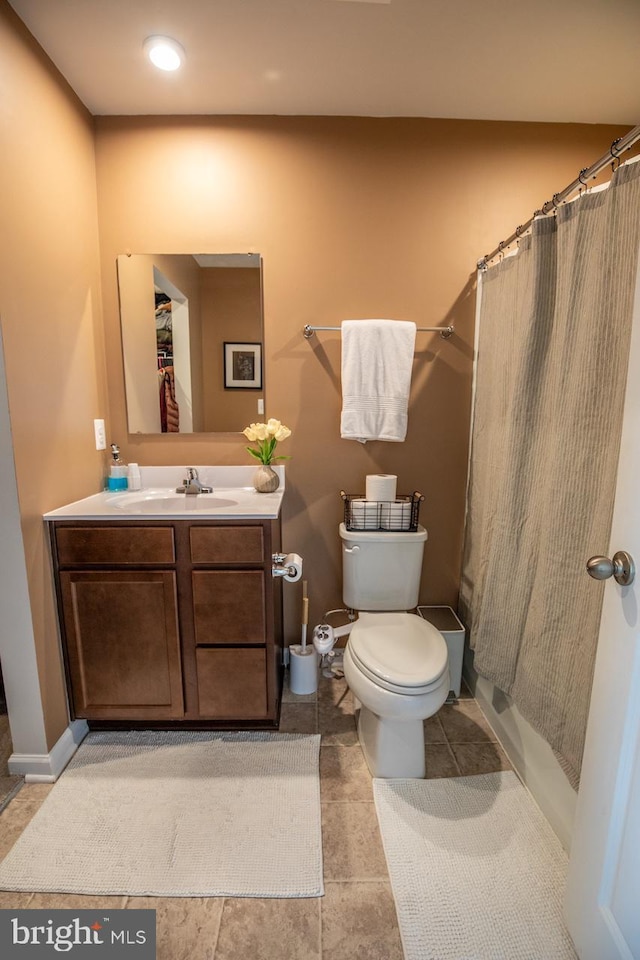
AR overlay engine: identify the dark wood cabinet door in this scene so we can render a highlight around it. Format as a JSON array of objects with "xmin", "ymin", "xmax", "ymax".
[
  {"xmin": 192, "ymin": 570, "xmax": 267, "ymax": 644},
  {"xmin": 60, "ymin": 571, "xmax": 183, "ymax": 720},
  {"xmin": 196, "ymin": 648, "xmax": 268, "ymax": 718}
]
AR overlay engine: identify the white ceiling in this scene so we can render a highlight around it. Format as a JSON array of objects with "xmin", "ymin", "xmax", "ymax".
[{"xmin": 8, "ymin": 0, "xmax": 640, "ymax": 123}]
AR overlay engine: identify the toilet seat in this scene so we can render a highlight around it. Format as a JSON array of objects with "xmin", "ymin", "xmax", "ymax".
[{"xmin": 348, "ymin": 612, "xmax": 448, "ymax": 696}]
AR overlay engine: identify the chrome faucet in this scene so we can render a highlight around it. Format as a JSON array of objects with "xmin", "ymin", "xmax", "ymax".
[{"xmin": 176, "ymin": 467, "xmax": 213, "ymax": 495}]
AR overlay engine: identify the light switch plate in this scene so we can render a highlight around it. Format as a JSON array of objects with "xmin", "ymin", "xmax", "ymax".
[
  {"xmin": 93, "ymin": 419, "xmax": 106, "ymax": 450},
  {"xmin": 257, "ymin": 398, "xmax": 264, "ymax": 415}
]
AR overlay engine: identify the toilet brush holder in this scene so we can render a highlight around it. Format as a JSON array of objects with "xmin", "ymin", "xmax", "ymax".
[{"xmin": 289, "ymin": 645, "xmax": 319, "ymax": 695}]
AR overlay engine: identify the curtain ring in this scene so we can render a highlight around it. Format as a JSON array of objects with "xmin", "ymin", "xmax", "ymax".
[
  {"xmin": 610, "ymin": 137, "xmax": 622, "ymax": 171},
  {"xmin": 577, "ymin": 168, "xmax": 589, "ymax": 195}
]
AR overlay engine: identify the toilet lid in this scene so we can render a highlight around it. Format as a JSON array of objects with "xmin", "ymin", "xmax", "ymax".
[{"xmin": 348, "ymin": 613, "xmax": 448, "ymax": 691}]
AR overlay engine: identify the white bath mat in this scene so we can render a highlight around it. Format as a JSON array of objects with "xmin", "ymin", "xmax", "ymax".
[
  {"xmin": 0, "ymin": 731, "xmax": 323, "ymax": 898},
  {"xmin": 374, "ymin": 771, "xmax": 576, "ymax": 960}
]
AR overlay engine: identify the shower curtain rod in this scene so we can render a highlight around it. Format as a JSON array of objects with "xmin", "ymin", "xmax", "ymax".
[{"xmin": 477, "ymin": 124, "xmax": 640, "ymax": 270}]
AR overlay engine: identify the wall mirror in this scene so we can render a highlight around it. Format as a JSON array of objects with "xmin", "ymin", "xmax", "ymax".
[{"xmin": 116, "ymin": 253, "xmax": 264, "ymax": 434}]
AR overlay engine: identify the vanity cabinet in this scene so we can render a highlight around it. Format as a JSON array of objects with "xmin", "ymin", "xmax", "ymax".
[{"xmin": 48, "ymin": 520, "xmax": 283, "ymax": 729}]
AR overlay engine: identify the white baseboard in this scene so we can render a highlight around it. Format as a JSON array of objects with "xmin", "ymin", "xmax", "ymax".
[
  {"xmin": 463, "ymin": 650, "xmax": 577, "ymax": 852},
  {"xmin": 8, "ymin": 719, "xmax": 89, "ymax": 782}
]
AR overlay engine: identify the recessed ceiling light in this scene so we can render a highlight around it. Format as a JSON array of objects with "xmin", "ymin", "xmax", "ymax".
[{"xmin": 143, "ymin": 36, "xmax": 185, "ymax": 72}]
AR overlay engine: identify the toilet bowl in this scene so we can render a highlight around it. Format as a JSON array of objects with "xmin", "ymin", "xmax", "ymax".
[
  {"xmin": 344, "ymin": 611, "xmax": 449, "ymax": 778},
  {"xmin": 338, "ymin": 521, "xmax": 450, "ymax": 778}
]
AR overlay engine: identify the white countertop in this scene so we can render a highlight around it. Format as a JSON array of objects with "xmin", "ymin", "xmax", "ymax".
[{"xmin": 43, "ymin": 466, "xmax": 285, "ymax": 521}]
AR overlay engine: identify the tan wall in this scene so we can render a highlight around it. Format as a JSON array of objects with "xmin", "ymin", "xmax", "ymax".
[
  {"xmin": 95, "ymin": 116, "xmax": 626, "ymax": 639},
  {"xmin": 200, "ymin": 267, "xmax": 263, "ymax": 432},
  {"xmin": 0, "ymin": 2, "xmax": 107, "ymax": 746}
]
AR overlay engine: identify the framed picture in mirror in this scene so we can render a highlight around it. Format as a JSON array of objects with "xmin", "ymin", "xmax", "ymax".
[{"xmin": 224, "ymin": 342, "xmax": 262, "ymax": 389}]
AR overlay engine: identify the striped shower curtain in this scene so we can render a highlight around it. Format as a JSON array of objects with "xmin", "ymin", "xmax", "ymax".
[{"xmin": 459, "ymin": 159, "xmax": 640, "ymax": 787}]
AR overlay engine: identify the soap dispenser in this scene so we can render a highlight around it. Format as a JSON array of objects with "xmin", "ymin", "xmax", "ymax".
[{"xmin": 107, "ymin": 443, "xmax": 128, "ymax": 491}]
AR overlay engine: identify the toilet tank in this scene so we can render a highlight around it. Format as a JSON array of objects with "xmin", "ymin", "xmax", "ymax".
[{"xmin": 339, "ymin": 522, "xmax": 428, "ymax": 611}]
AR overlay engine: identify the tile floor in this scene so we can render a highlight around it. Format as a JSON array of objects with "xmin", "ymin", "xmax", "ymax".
[{"xmin": 0, "ymin": 675, "xmax": 512, "ymax": 960}]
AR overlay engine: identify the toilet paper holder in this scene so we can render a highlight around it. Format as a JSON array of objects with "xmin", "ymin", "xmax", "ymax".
[{"xmin": 272, "ymin": 552, "xmax": 303, "ymax": 581}]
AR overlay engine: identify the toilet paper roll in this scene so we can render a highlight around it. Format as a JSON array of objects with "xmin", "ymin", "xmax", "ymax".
[
  {"xmin": 283, "ymin": 553, "xmax": 303, "ymax": 582},
  {"xmin": 350, "ymin": 499, "xmax": 381, "ymax": 530},
  {"xmin": 380, "ymin": 500, "xmax": 412, "ymax": 530},
  {"xmin": 366, "ymin": 474, "xmax": 397, "ymax": 502}
]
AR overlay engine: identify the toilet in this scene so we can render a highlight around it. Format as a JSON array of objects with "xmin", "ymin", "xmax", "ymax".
[{"xmin": 340, "ymin": 522, "xmax": 449, "ymax": 778}]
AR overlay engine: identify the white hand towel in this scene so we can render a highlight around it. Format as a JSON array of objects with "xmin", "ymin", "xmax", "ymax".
[{"xmin": 340, "ymin": 319, "xmax": 417, "ymax": 443}]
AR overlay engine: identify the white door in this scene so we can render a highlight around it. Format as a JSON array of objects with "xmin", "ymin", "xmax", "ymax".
[{"xmin": 564, "ymin": 259, "xmax": 640, "ymax": 959}]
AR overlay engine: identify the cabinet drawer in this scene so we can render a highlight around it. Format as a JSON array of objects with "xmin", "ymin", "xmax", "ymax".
[
  {"xmin": 196, "ymin": 647, "xmax": 267, "ymax": 718},
  {"xmin": 190, "ymin": 525, "xmax": 264, "ymax": 563},
  {"xmin": 55, "ymin": 526, "xmax": 175, "ymax": 565},
  {"xmin": 192, "ymin": 570, "xmax": 266, "ymax": 644}
]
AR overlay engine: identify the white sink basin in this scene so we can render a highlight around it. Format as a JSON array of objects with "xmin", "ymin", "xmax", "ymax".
[{"xmin": 108, "ymin": 490, "xmax": 240, "ymax": 513}]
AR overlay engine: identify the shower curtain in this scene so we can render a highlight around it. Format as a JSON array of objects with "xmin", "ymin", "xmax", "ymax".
[{"xmin": 460, "ymin": 159, "xmax": 640, "ymax": 787}]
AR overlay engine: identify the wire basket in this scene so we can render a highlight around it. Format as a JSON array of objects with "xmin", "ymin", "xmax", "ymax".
[{"xmin": 340, "ymin": 491, "xmax": 424, "ymax": 532}]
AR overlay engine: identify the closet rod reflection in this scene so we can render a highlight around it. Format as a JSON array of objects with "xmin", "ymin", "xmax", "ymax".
[{"xmin": 303, "ymin": 324, "xmax": 454, "ymax": 340}]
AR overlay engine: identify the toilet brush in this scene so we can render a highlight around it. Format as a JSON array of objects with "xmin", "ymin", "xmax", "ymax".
[
  {"xmin": 289, "ymin": 580, "xmax": 318, "ymax": 695},
  {"xmin": 301, "ymin": 581, "xmax": 309, "ymax": 651}
]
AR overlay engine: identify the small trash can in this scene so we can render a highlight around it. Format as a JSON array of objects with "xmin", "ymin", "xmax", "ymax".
[
  {"xmin": 289, "ymin": 645, "xmax": 319, "ymax": 695},
  {"xmin": 417, "ymin": 606, "xmax": 465, "ymax": 698}
]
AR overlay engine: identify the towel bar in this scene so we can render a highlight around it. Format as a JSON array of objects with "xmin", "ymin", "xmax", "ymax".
[{"xmin": 303, "ymin": 323, "xmax": 454, "ymax": 339}]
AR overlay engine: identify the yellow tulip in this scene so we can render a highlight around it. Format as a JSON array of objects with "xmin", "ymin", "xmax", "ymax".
[
  {"xmin": 245, "ymin": 421, "xmax": 268, "ymax": 440},
  {"xmin": 243, "ymin": 419, "xmax": 292, "ymax": 464}
]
